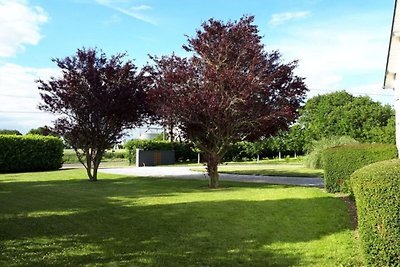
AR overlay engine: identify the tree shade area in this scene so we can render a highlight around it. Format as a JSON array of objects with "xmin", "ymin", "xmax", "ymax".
[
  {"xmin": 148, "ymin": 16, "xmax": 307, "ymax": 188},
  {"xmin": 37, "ymin": 48, "xmax": 148, "ymax": 181}
]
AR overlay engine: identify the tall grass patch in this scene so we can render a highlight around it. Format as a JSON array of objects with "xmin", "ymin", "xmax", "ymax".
[{"xmin": 304, "ymin": 136, "xmax": 358, "ymax": 169}]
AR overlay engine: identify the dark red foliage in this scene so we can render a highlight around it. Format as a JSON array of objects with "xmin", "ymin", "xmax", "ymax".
[
  {"xmin": 148, "ymin": 16, "xmax": 308, "ymax": 187},
  {"xmin": 38, "ymin": 48, "xmax": 148, "ymax": 181}
]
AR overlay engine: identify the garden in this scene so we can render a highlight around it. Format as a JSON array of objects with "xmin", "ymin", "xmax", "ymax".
[{"xmin": 0, "ymin": 15, "xmax": 399, "ymax": 267}]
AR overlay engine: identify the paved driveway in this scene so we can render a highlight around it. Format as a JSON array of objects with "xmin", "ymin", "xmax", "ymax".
[{"xmin": 99, "ymin": 166, "xmax": 323, "ymax": 187}]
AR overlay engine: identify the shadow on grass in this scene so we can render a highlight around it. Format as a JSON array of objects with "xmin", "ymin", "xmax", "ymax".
[{"xmin": 0, "ymin": 174, "xmax": 355, "ymax": 266}]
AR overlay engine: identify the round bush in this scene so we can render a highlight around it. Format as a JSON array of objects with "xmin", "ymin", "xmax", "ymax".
[{"xmin": 351, "ymin": 160, "xmax": 400, "ymax": 266}]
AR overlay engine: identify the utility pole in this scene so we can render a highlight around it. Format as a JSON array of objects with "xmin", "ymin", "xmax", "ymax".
[{"xmin": 384, "ymin": 0, "xmax": 400, "ymax": 158}]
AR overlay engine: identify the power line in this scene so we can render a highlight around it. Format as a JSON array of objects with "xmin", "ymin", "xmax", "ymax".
[
  {"xmin": 0, "ymin": 110, "xmax": 46, "ymax": 114},
  {"xmin": 0, "ymin": 93, "xmax": 38, "ymax": 99},
  {"xmin": 308, "ymin": 88, "xmax": 394, "ymax": 97}
]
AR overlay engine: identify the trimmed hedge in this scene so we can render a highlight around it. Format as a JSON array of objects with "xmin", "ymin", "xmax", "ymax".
[
  {"xmin": 0, "ymin": 135, "xmax": 63, "ymax": 172},
  {"xmin": 322, "ymin": 144, "xmax": 397, "ymax": 193},
  {"xmin": 351, "ymin": 160, "xmax": 400, "ymax": 266}
]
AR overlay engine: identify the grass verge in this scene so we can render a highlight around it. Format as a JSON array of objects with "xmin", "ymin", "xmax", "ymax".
[{"xmin": 0, "ymin": 169, "xmax": 358, "ymax": 266}]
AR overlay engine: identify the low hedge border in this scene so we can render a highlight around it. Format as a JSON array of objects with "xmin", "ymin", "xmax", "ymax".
[
  {"xmin": 322, "ymin": 144, "xmax": 397, "ymax": 193},
  {"xmin": 351, "ymin": 160, "xmax": 400, "ymax": 266},
  {"xmin": 0, "ymin": 135, "xmax": 63, "ymax": 172}
]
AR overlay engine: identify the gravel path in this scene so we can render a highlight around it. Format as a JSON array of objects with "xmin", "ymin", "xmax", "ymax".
[{"xmin": 99, "ymin": 166, "xmax": 323, "ymax": 187}]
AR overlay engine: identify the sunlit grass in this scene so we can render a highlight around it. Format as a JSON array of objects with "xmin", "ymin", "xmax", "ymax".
[{"xmin": 0, "ymin": 169, "xmax": 360, "ymax": 266}]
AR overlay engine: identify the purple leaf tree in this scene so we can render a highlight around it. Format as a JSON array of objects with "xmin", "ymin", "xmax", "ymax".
[
  {"xmin": 148, "ymin": 16, "xmax": 308, "ymax": 188},
  {"xmin": 38, "ymin": 48, "xmax": 148, "ymax": 181}
]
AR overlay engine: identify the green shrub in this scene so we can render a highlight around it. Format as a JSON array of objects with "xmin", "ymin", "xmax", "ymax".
[
  {"xmin": 0, "ymin": 135, "xmax": 63, "ymax": 172},
  {"xmin": 0, "ymin": 129, "xmax": 22, "ymax": 135},
  {"xmin": 173, "ymin": 142, "xmax": 197, "ymax": 162},
  {"xmin": 224, "ymin": 142, "xmax": 252, "ymax": 161},
  {"xmin": 304, "ymin": 136, "xmax": 358, "ymax": 169},
  {"xmin": 351, "ymin": 160, "xmax": 400, "ymax": 266},
  {"xmin": 223, "ymin": 141, "xmax": 278, "ymax": 162},
  {"xmin": 322, "ymin": 144, "xmax": 397, "ymax": 193},
  {"xmin": 103, "ymin": 149, "xmax": 126, "ymax": 160}
]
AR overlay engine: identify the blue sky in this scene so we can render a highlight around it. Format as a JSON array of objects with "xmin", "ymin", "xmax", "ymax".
[{"xmin": 0, "ymin": 0, "xmax": 396, "ymax": 136}]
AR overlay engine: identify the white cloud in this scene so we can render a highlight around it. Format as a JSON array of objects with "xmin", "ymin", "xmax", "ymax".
[
  {"xmin": 131, "ymin": 4, "xmax": 151, "ymax": 11},
  {"xmin": 269, "ymin": 11, "xmax": 310, "ymax": 27},
  {"xmin": 0, "ymin": 0, "xmax": 48, "ymax": 58},
  {"xmin": 95, "ymin": 0, "xmax": 156, "ymax": 25},
  {"xmin": 0, "ymin": 63, "xmax": 59, "ymax": 133},
  {"xmin": 104, "ymin": 14, "xmax": 122, "ymax": 25},
  {"xmin": 268, "ymin": 12, "xmax": 392, "ymax": 104}
]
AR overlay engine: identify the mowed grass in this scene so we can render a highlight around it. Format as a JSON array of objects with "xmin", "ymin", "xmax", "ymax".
[
  {"xmin": 0, "ymin": 169, "xmax": 361, "ymax": 266},
  {"xmin": 192, "ymin": 164, "xmax": 324, "ymax": 178}
]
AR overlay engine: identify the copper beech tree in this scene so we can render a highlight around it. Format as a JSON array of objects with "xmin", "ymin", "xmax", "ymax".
[
  {"xmin": 148, "ymin": 16, "xmax": 308, "ymax": 188},
  {"xmin": 38, "ymin": 48, "xmax": 147, "ymax": 181}
]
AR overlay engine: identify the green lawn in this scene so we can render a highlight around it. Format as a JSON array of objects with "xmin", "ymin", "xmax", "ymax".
[
  {"xmin": 192, "ymin": 164, "xmax": 324, "ymax": 178},
  {"xmin": 0, "ymin": 170, "xmax": 361, "ymax": 266}
]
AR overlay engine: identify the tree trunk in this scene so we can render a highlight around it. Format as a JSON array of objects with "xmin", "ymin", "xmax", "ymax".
[
  {"xmin": 85, "ymin": 153, "xmax": 96, "ymax": 182},
  {"xmin": 86, "ymin": 167, "xmax": 94, "ymax": 181},
  {"xmin": 169, "ymin": 123, "xmax": 174, "ymax": 142},
  {"xmin": 90, "ymin": 150, "xmax": 104, "ymax": 182},
  {"xmin": 206, "ymin": 153, "xmax": 220, "ymax": 188},
  {"xmin": 84, "ymin": 149, "xmax": 103, "ymax": 182},
  {"xmin": 91, "ymin": 162, "xmax": 99, "ymax": 182}
]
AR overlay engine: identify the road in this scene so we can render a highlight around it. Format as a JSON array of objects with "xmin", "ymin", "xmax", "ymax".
[{"xmin": 99, "ymin": 166, "xmax": 324, "ymax": 187}]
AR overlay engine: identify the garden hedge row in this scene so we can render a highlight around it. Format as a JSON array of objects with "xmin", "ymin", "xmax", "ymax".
[
  {"xmin": 0, "ymin": 135, "xmax": 63, "ymax": 172},
  {"xmin": 322, "ymin": 144, "xmax": 397, "ymax": 193},
  {"xmin": 351, "ymin": 160, "xmax": 400, "ymax": 266},
  {"xmin": 124, "ymin": 140, "xmax": 197, "ymax": 164}
]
